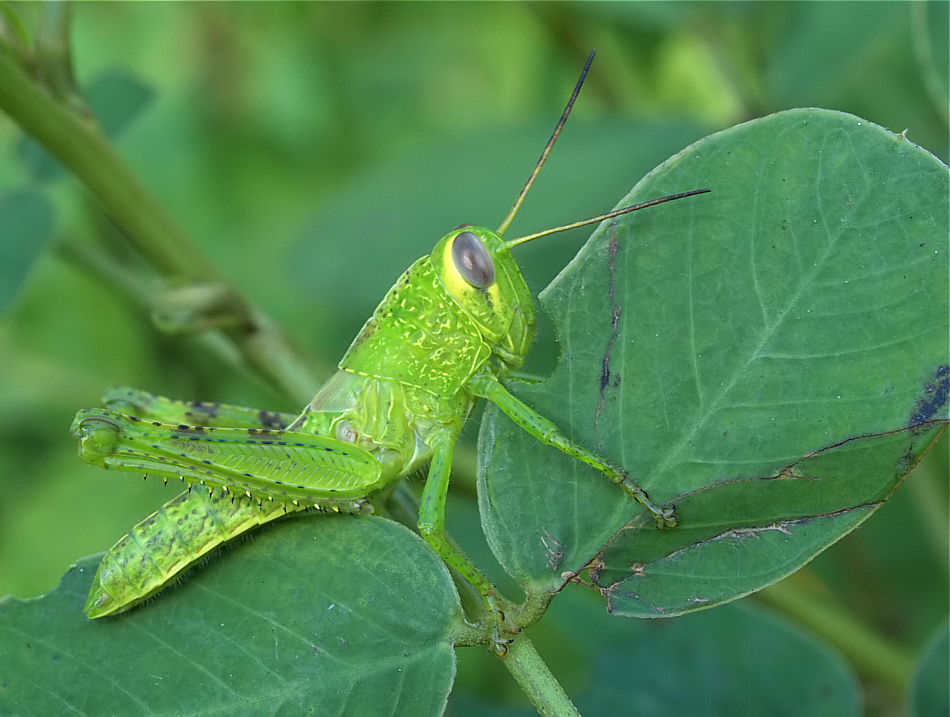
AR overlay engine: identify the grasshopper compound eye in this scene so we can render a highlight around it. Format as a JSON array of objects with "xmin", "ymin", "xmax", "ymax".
[{"xmin": 452, "ymin": 231, "xmax": 495, "ymax": 288}]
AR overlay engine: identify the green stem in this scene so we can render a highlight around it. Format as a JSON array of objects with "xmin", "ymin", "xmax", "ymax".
[
  {"xmin": 0, "ymin": 46, "xmax": 322, "ymax": 403},
  {"xmin": 55, "ymin": 238, "xmax": 160, "ymax": 310},
  {"xmin": 756, "ymin": 579, "xmax": 915, "ymax": 694},
  {"xmin": 0, "ymin": 48, "xmax": 215, "ymax": 279},
  {"xmin": 503, "ymin": 635, "xmax": 581, "ymax": 717},
  {"xmin": 509, "ymin": 588, "xmax": 556, "ymax": 632}
]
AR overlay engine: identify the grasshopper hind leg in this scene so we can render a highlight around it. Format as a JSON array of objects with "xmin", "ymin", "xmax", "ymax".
[
  {"xmin": 100, "ymin": 387, "xmax": 297, "ymax": 430},
  {"xmin": 86, "ymin": 487, "xmax": 318, "ymax": 618},
  {"xmin": 79, "ymin": 388, "xmax": 375, "ymax": 618}
]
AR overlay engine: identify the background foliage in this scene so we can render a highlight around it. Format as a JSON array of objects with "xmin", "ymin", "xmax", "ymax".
[{"xmin": 0, "ymin": 3, "xmax": 947, "ymax": 715}]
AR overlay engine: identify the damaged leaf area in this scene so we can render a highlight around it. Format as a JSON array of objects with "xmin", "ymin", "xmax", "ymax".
[{"xmin": 477, "ymin": 109, "xmax": 949, "ymax": 614}]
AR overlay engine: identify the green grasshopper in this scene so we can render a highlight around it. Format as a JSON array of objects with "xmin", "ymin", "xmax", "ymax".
[{"xmin": 71, "ymin": 53, "xmax": 708, "ymax": 653}]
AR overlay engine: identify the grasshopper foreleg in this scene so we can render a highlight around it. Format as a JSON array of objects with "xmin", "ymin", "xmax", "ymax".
[{"xmin": 469, "ymin": 374, "xmax": 677, "ymax": 529}]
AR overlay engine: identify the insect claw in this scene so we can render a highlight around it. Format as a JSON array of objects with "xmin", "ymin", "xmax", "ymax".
[{"xmin": 245, "ymin": 490, "xmax": 252, "ymax": 499}]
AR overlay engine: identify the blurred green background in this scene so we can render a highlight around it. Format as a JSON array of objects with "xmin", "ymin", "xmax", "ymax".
[{"xmin": 0, "ymin": 2, "xmax": 946, "ymax": 710}]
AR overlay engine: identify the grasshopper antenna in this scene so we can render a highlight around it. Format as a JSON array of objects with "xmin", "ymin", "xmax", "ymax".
[
  {"xmin": 496, "ymin": 50, "xmax": 596, "ymax": 238},
  {"xmin": 496, "ymin": 51, "xmax": 710, "ymax": 248},
  {"xmin": 505, "ymin": 189, "xmax": 711, "ymax": 249}
]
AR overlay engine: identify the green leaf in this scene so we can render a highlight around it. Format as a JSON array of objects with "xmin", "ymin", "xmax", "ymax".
[
  {"xmin": 908, "ymin": 621, "xmax": 950, "ymax": 717},
  {"xmin": 767, "ymin": 3, "xmax": 909, "ymax": 105},
  {"xmin": 478, "ymin": 109, "xmax": 949, "ymax": 614},
  {"xmin": 0, "ymin": 188, "xmax": 54, "ymax": 314},
  {"xmin": 85, "ymin": 69, "xmax": 156, "ymax": 142},
  {"xmin": 0, "ymin": 517, "xmax": 461, "ymax": 716},
  {"xmin": 451, "ymin": 589, "xmax": 860, "ymax": 716},
  {"xmin": 569, "ymin": 595, "xmax": 860, "ymax": 716}
]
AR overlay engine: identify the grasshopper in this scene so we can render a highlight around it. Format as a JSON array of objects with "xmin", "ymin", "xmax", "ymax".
[{"xmin": 71, "ymin": 52, "xmax": 708, "ymax": 653}]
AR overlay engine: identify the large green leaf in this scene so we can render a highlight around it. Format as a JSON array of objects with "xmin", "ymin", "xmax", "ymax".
[
  {"xmin": 0, "ymin": 517, "xmax": 461, "ymax": 716},
  {"xmin": 451, "ymin": 588, "xmax": 860, "ymax": 716},
  {"xmin": 478, "ymin": 109, "xmax": 949, "ymax": 614}
]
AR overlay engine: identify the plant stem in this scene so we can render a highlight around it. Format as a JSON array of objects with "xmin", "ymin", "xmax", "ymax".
[
  {"xmin": 756, "ymin": 578, "xmax": 915, "ymax": 694},
  {"xmin": 0, "ymin": 47, "xmax": 321, "ymax": 403},
  {"xmin": 503, "ymin": 635, "xmax": 581, "ymax": 717},
  {"xmin": 0, "ymin": 49, "xmax": 214, "ymax": 278}
]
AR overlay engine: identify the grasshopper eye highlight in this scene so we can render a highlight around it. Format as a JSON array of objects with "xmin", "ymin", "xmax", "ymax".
[{"xmin": 452, "ymin": 231, "xmax": 495, "ymax": 288}]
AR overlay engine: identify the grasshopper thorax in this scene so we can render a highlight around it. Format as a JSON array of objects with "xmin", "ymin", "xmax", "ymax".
[
  {"xmin": 431, "ymin": 225, "xmax": 536, "ymax": 371},
  {"xmin": 338, "ymin": 225, "xmax": 536, "ymax": 395}
]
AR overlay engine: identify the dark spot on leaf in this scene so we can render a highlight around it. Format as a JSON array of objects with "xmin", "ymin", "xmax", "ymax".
[
  {"xmin": 909, "ymin": 365, "xmax": 949, "ymax": 429},
  {"xmin": 897, "ymin": 449, "xmax": 916, "ymax": 475}
]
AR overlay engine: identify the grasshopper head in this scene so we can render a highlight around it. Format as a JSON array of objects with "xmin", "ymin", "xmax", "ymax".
[{"xmin": 431, "ymin": 226, "xmax": 536, "ymax": 371}]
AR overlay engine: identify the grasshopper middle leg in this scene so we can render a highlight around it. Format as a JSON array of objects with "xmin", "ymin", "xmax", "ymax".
[{"xmin": 417, "ymin": 432, "xmax": 519, "ymax": 655}]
